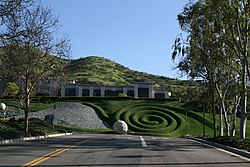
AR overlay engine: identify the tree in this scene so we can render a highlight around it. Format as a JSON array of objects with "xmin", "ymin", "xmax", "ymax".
[
  {"xmin": 0, "ymin": 0, "xmax": 71, "ymax": 132},
  {"xmin": 201, "ymin": 0, "xmax": 250, "ymax": 138},
  {"xmin": 220, "ymin": 0, "xmax": 250, "ymax": 139},
  {"xmin": 172, "ymin": 1, "xmax": 220, "ymax": 137},
  {"xmin": 172, "ymin": 0, "xmax": 244, "ymax": 137},
  {"xmin": 0, "ymin": 0, "xmax": 25, "ymax": 17}
]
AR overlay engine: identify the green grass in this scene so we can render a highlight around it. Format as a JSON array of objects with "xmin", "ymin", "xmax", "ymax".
[
  {"xmin": 1, "ymin": 99, "xmax": 249, "ymax": 140},
  {"xmin": 87, "ymin": 100, "xmax": 250, "ymax": 138},
  {"xmin": 0, "ymin": 118, "xmax": 112, "ymax": 140},
  {"xmin": 66, "ymin": 56, "xmax": 179, "ymax": 89},
  {"xmin": 85, "ymin": 100, "xmax": 215, "ymax": 137}
]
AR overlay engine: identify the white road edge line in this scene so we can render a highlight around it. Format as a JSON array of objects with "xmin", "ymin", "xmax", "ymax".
[{"xmin": 140, "ymin": 136, "xmax": 147, "ymax": 147}]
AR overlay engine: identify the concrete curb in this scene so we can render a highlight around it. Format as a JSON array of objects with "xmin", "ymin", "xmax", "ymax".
[
  {"xmin": 0, "ymin": 133, "xmax": 73, "ymax": 144},
  {"xmin": 187, "ymin": 137, "xmax": 250, "ymax": 159}
]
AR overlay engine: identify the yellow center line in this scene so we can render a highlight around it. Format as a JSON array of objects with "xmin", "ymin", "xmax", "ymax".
[{"xmin": 20, "ymin": 139, "xmax": 90, "ymax": 167}]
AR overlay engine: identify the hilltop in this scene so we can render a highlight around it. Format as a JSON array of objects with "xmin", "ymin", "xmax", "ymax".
[{"xmin": 65, "ymin": 56, "xmax": 188, "ymax": 90}]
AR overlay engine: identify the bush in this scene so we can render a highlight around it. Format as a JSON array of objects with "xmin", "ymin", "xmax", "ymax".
[
  {"xmin": 3, "ymin": 82, "xmax": 19, "ymax": 96},
  {"xmin": 207, "ymin": 136, "xmax": 250, "ymax": 152},
  {"xmin": 118, "ymin": 93, "xmax": 127, "ymax": 97},
  {"xmin": 135, "ymin": 98, "xmax": 179, "ymax": 101},
  {"xmin": 35, "ymin": 96, "xmax": 61, "ymax": 103}
]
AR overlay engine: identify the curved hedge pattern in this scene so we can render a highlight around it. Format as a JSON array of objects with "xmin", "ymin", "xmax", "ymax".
[
  {"xmin": 114, "ymin": 104, "xmax": 186, "ymax": 136},
  {"xmin": 85, "ymin": 100, "xmax": 214, "ymax": 137}
]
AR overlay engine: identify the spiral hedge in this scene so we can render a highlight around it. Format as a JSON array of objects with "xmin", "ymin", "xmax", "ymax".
[
  {"xmin": 111, "ymin": 103, "xmax": 187, "ymax": 136},
  {"xmin": 85, "ymin": 100, "xmax": 214, "ymax": 137}
]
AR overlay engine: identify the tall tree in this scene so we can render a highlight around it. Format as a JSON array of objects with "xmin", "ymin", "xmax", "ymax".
[
  {"xmin": 172, "ymin": 0, "xmax": 243, "ymax": 137},
  {"xmin": 221, "ymin": 0, "xmax": 250, "ymax": 139},
  {"xmin": 172, "ymin": 1, "xmax": 220, "ymax": 137},
  {"xmin": 0, "ymin": 0, "xmax": 71, "ymax": 132}
]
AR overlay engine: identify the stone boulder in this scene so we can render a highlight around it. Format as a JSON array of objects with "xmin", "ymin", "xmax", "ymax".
[
  {"xmin": 0, "ymin": 103, "xmax": 6, "ymax": 110},
  {"xmin": 44, "ymin": 114, "xmax": 55, "ymax": 125},
  {"xmin": 113, "ymin": 120, "xmax": 128, "ymax": 134}
]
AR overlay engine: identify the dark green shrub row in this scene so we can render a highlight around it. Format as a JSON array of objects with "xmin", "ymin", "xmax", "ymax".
[
  {"xmin": 61, "ymin": 96, "xmax": 133, "ymax": 102},
  {"xmin": 32, "ymin": 96, "xmax": 61, "ymax": 102},
  {"xmin": 207, "ymin": 136, "xmax": 250, "ymax": 152},
  {"xmin": 135, "ymin": 98, "xmax": 179, "ymax": 101}
]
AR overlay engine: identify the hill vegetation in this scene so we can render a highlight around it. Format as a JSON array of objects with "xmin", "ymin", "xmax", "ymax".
[{"xmin": 65, "ymin": 56, "xmax": 200, "ymax": 98}]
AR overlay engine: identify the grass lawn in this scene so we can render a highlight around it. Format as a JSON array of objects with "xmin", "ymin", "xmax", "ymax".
[
  {"xmin": 0, "ymin": 99, "xmax": 249, "ymax": 141},
  {"xmin": 0, "ymin": 118, "xmax": 112, "ymax": 140}
]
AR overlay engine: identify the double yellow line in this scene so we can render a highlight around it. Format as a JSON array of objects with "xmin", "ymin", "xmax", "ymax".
[{"xmin": 20, "ymin": 139, "xmax": 90, "ymax": 167}]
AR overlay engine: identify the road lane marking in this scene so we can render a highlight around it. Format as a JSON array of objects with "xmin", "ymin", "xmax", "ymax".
[
  {"xmin": 20, "ymin": 139, "xmax": 90, "ymax": 167},
  {"xmin": 140, "ymin": 136, "xmax": 147, "ymax": 147}
]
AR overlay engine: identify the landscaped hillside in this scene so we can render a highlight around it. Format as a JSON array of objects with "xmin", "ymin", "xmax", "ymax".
[
  {"xmin": 66, "ymin": 56, "xmax": 189, "ymax": 89},
  {"xmin": 1, "ymin": 98, "xmax": 250, "ymax": 151},
  {"xmin": 84, "ymin": 100, "xmax": 213, "ymax": 137}
]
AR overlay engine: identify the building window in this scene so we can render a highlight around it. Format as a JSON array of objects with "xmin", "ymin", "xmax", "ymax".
[
  {"xmin": 94, "ymin": 89, "xmax": 101, "ymax": 96},
  {"xmin": 65, "ymin": 88, "xmax": 76, "ymax": 96},
  {"xmin": 155, "ymin": 93, "xmax": 165, "ymax": 98},
  {"xmin": 82, "ymin": 89, "xmax": 90, "ymax": 96},
  {"xmin": 127, "ymin": 90, "xmax": 134, "ymax": 97},
  {"xmin": 138, "ymin": 88, "xmax": 149, "ymax": 98},
  {"xmin": 105, "ymin": 90, "xmax": 123, "ymax": 96}
]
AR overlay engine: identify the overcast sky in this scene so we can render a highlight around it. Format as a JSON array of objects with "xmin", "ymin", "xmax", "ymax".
[{"xmin": 42, "ymin": 0, "xmax": 188, "ymax": 79}]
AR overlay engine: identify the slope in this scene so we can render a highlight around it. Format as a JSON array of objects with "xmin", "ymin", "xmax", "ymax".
[{"xmin": 66, "ymin": 56, "xmax": 188, "ymax": 89}]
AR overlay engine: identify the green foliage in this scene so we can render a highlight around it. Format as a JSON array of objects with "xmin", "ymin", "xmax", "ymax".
[
  {"xmin": 90, "ymin": 100, "xmax": 215, "ymax": 137},
  {"xmin": 3, "ymin": 82, "xmax": 19, "ymax": 96},
  {"xmin": 1, "ymin": 99, "xmax": 249, "ymax": 141},
  {"xmin": 0, "ymin": 118, "xmax": 112, "ymax": 140},
  {"xmin": 173, "ymin": 0, "xmax": 250, "ymax": 139},
  {"xmin": 118, "ymin": 93, "xmax": 127, "ymax": 97},
  {"xmin": 207, "ymin": 136, "xmax": 250, "ymax": 152},
  {"xmin": 0, "ymin": 118, "xmax": 59, "ymax": 140}
]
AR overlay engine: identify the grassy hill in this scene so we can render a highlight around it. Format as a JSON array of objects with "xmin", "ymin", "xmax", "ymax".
[{"xmin": 66, "ymin": 56, "xmax": 190, "ymax": 89}]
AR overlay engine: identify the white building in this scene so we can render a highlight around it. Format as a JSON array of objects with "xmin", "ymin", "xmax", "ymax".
[{"xmin": 61, "ymin": 82, "xmax": 171, "ymax": 99}]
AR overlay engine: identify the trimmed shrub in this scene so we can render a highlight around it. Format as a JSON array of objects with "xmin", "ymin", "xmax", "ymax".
[
  {"xmin": 3, "ymin": 82, "xmax": 19, "ymax": 96},
  {"xmin": 207, "ymin": 136, "xmax": 250, "ymax": 152}
]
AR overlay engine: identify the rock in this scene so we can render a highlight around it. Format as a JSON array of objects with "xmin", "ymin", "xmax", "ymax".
[
  {"xmin": 0, "ymin": 103, "xmax": 6, "ymax": 110},
  {"xmin": 29, "ymin": 103, "xmax": 109, "ymax": 129},
  {"xmin": 44, "ymin": 114, "xmax": 55, "ymax": 124},
  {"xmin": 113, "ymin": 120, "xmax": 128, "ymax": 134}
]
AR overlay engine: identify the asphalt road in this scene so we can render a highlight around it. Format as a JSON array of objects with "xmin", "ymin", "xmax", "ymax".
[{"xmin": 0, "ymin": 133, "xmax": 250, "ymax": 167}]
